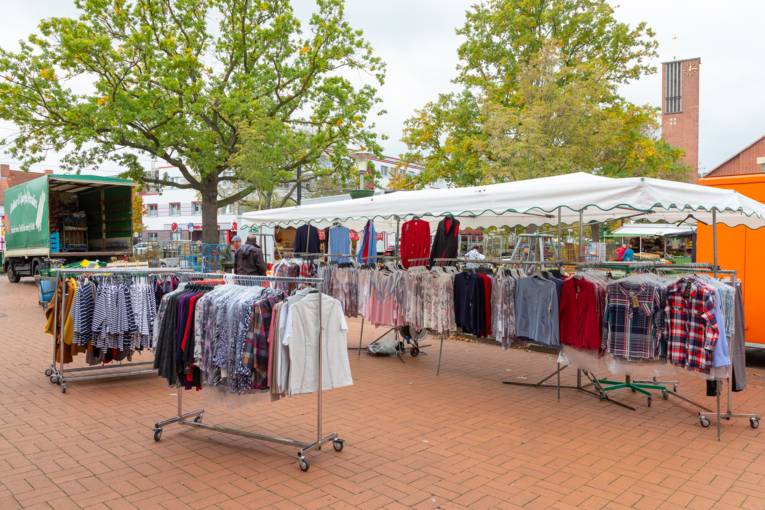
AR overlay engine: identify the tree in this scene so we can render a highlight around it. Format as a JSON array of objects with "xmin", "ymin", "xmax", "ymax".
[
  {"xmin": 483, "ymin": 44, "xmax": 688, "ymax": 181},
  {"xmin": 0, "ymin": 0, "xmax": 384, "ymax": 244},
  {"xmin": 132, "ymin": 191, "xmax": 144, "ymax": 236},
  {"xmin": 402, "ymin": 0, "xmax": 686, "ymax": 186}
]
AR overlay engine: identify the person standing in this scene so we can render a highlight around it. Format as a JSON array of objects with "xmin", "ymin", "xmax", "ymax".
[
  {"xmin": 235, "ymin": 234, "xmax": 267, "ymax": 275},
  {"xmin": 622, "ymin": 243, "xmax": 635, "ymax": 262},
  {"xmin": 221, "ymin": 235, "xmax": 241, "ymax": 272},
  {"xmin": 614, "ymin": 243, "xmax": 627, "ymax": 261}
]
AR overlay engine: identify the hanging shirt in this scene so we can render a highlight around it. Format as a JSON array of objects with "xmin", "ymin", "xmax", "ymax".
[
  {"xmin": 604, "ymin": 281, "xmax": 662, "ymax": 360},
  {"xmin": 712, "ymin": 297, "xmax": 730, "ymax": 368},
  {"xmin": 514, "ymin": 276, "xmax": 559, "ymax": 346},
  {"xmin": 429, "ymin": 217, "xmax": 460, "ymax": 265},
  {"xmin": 328, "ymin": 226, "xmax": 352, "ymax": 264},
  {"xmin": 665, "ymin": 277, "xmax": 719, "ymax": 373},
  {"xmin": 400, "ymin": 219, "xmax": 431, "ymax": 268},
  {"xmin": 559, "ymin": 277, "xmax": 603, "ymax": 350},
  {"xmin": 294, "ymin": 224, "xmax": 321, "ymax": 254},
  {"xmin": 357, "ymin": 220, "xmax": 377, "ymax": 265},
  {"xmin": 283, "ymin": 293, "xmax": 352, "ymax": 395}
]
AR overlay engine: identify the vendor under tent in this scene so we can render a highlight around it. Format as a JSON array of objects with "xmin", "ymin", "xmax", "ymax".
[
  {"xmin": 609, "ymin": 222, "xmax": 696, "ymax": 258},
  {"xmin": 242, "ymin": 172, "xmax": 765, "ymax": 271}
]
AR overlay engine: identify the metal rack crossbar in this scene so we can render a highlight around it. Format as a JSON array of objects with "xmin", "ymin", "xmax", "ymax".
[
  {"xmin": 46, "ymin": 267, "xmax": 189, "ymax": 393},
  {"xmin": 152, "ymin": 272, "xmax": 344, "ymax": 472}
]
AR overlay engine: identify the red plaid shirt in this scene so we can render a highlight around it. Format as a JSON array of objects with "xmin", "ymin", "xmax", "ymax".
[{"xmin": 664, "ymin": 277, "xmax": 719, "ymax": 373}]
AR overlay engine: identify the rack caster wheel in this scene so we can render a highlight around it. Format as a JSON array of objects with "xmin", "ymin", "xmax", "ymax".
[
  {"xmin": 44, "ymin": 368, "xmax": 53, "ymax": 377},
  {"xmin": 661, "ymin": 391, "xmax": 668, "ymax": 400},
  {"xmin": 699, "ymin": 416, "xmax": 711, "ymax": 428},
  {"xmin": 673, "ymin": 384, "xmax": 678, "ymax": 392},
  {"xmin": 410, "ymin": 347, "xmax": 419, "ymax": 357},
  {"xmin": 49, "ymin": 374, "xmax": 58, "ymax": 384},
  {"xmin": 153, "ymin": 428, "xmax": 163, "ymax": 442},
  {"xmin": 193, "ymin": 415, "xmax": 203, "ymax": 424},
  {"xmin": 297, "ymin": 455, "xmax": 310, "ymax": 472},
  {"xmin": 332, "ymin": 439, "xmax": 344, "ymax": 452},
  {"xmin": 61, "ymin": 384, "xmax": 67, "ymax": 394},
  {"xmin": 751, "ymin": 417, "xmax": 760, "ymax": 429},
  {"xmin": 646, "ymin": 396, "xmax": 651, "ymax": 407}
]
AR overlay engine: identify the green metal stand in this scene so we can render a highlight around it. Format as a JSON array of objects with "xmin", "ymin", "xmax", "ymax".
[{"xmin": 596, "ymin": 375, "xmax": 668, "ymax": 406}]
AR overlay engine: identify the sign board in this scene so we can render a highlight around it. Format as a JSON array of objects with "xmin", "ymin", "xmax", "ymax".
[{"xmin": 3, "ymin": 175, "xmax": 49, "ymax": 253}]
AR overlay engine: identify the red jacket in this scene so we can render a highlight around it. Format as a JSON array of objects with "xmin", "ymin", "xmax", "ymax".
[
  {"xmin": 400, "ymin": 219, "xmax": 431, "ymax": 268},
  {"xmin": 559, "ymin": 277, "xmax": 602, "ymax": 350}
]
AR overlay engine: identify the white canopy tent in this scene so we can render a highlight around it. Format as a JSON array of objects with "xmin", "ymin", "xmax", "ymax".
[
  {"xmin": 241, "ymin": 172, "xmax": 765, "ymax": 269},
  {"xmin": 241, "ymin": 172, "xmax": 765, "ymax": 230}
]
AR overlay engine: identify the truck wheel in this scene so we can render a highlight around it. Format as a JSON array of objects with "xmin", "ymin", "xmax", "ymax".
[{"xmin": 7, "ymin": 264, "xmax": 21, "ymax": 283}]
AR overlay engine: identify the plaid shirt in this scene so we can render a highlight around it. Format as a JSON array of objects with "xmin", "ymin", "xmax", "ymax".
[
  {"xmin": 603, "ymin": 281, "xmax": 662, "ymax": 360},
  {"xmin": 665, "ymin": 277, "xmax": 719, "ymax": 373}
]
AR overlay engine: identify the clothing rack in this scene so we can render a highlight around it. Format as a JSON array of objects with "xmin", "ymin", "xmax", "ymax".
[
  {"xmin": 548, "ymin": 262, "xmax": 759, "ymax": 439},
  {"xmin": 653, "ymin": 266, "xmax": 761, "ymax": 437},
  {"xmin": 46, "ymin": 267, "xmax": 187, "ymax": 393},
  {"xmin": 152, "ymin": 272, "xmax": 345, "ymax": 472}
]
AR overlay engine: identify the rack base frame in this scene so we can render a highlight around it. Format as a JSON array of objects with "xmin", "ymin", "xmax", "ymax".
[
  {"xmin": 46, "ymin": 361, "xmax": 156, "ymax": 393},
  {"xmin": 153, "ymin": 388, "xmax": 345, "ymax": 472}
]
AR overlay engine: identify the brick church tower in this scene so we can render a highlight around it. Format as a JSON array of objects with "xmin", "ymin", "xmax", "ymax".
[{"xmin": 661, "ymin": 58, "xmax": 700, "ymax": 182}]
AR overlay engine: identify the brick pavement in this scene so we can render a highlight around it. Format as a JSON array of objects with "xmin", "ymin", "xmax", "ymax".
[{"xmin": 0, "ymin": 278, "xmax": 764, "ymax": 509}]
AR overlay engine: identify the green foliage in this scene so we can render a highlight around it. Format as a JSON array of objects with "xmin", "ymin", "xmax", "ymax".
[
  {"xmin": 0, "ymin": 0, "xmax": 384, "ymax": 240},
  {"xmin": 132, "ymin": 191, "xmax": 144, "ymax": 234},
  {"xmin": 402, "ymin": 0, "xmax": 687, "ymax": 186}
]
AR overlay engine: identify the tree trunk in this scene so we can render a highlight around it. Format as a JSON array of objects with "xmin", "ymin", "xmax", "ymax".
[
  {"xmin": 201, "ymin": 175, "xmax": 219, "ymax": 246},
  {"xmin": 589, "ymin": 223, "xmax": 600, "ymax": 243}
]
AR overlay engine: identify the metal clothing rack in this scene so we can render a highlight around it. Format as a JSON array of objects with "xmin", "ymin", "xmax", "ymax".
[
  {"xmin": 46, "ymin": 267, "xmax": 187, "ymax": 393},
  {"xmin": 560, "ymin": 262, "xmax": 760, "ymax": 439},
  {"xmin": 152, "ymin": 272, "xmax": 345, "ymax": 472}
]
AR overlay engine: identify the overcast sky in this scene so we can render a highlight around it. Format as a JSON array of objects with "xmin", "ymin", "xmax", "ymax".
[{"xmin": 1, "ymin": 0, "xmax": 763, "ymax": 176}]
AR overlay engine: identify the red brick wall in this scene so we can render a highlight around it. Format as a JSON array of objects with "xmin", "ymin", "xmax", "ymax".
[
  {"xmin": 661, "ymin": 58, "xmax": 700, "ymax": 182},
  {"xmin": 0, "ymin": 164, "xmax": 53, "ymax": 205},
  {"xmin": 705, "ymin": 137, "xmax": 765, "ymax": 177}
]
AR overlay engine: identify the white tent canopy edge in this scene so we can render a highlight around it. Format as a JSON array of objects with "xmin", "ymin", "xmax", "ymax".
[{"xmin": 240, "ymin": 172, "xmax": 765, "ymax": 232}]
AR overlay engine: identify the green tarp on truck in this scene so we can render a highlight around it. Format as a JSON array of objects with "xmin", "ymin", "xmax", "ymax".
[{"xmin": 3, "ymin": 174, "xmax": 134, "ymax": 281}]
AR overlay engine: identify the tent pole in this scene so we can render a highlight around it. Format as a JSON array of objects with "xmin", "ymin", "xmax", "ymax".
[
  {"xmin": 578, "ymin": 210, "xmax": 584, "ymax": 262},
  {"xmin": 712, "ymin": 209, "xmax": 718, "ymax": 278},
  {"xmin": 557, "ymin": 208, "xmax": 562, "ymax": 262},
  {"xmin": 394, "ymin": 216, "xmax": 400, "ymax": 261}
]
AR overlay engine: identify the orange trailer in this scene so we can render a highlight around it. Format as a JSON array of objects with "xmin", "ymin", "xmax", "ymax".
[{"xmin": 697, "ymin": 174, "xmax": 765, "ymax": 347}]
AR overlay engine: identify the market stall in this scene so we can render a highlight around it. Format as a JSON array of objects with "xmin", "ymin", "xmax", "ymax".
[{"xmin": 241, "ymin": 172, "xmax": 765, "ymax": 437}]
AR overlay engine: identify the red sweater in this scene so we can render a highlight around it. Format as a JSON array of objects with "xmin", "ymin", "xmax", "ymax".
[{"xmin": 400, "ymin": 219, "xmax": 431, "ymax": 268}]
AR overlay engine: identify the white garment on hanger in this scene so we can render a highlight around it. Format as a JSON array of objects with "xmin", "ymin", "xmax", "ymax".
[{"xmin": 283, "ymin": 293, "xmax": 352, "ymax": 395}]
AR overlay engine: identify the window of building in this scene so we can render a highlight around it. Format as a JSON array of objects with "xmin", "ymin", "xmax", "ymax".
[
  {"xmin": 665, "ymin": 61, "xmax": 682, "ymax": 114},
  {"xmin": 147, "ymin": 204, "xmax": 158, "ymax": 217},
  {"xmin": 380, "ymin": 165, "xmax": 389, "ymax": 176},
  {"xmin": 192, "ymin": 201, "xmax": 202, "ymax": 214},
  {"xmin": 148, "ymin": 232, "xmax": 158, "ymax": 241},
  {"xmin": 169, "ymin": 203, "xmax": 181, "ymax": 216},
  {"xmin": 171, "ymin": 231, "xmax": 181, "ymax": 241}
]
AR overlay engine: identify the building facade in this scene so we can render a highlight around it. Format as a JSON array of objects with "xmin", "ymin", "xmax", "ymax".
[
  {"xmin": 140, "ymin": 166, "xmax": 239, "ymax": 243},
  {"xmin": 703, "ymin": 135, "xmax": 765, "ymax": 177},
  {"xmin": 661, "ymin": 58, "xmax": 701, "ymax": 182}
]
